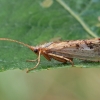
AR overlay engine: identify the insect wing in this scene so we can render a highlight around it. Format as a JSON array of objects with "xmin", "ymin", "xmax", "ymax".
[{"xmin": 46, "ymin": 39, "xmax": 100, "ymax": 61}]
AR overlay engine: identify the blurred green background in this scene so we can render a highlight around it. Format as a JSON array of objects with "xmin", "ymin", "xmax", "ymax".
[{"xmin": 0, "ymin": 0, "xmax": 100, "ymax": 100}]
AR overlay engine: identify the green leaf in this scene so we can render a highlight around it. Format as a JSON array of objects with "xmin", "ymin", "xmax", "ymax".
[{"xmin": 0, "ymin": 0, "xmax": 100, "ymax": 72}]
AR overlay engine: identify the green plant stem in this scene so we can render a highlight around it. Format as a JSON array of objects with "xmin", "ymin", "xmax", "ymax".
[{"xmin": 56, "ymin": 0, "xmax": 98, "ymax": 38}]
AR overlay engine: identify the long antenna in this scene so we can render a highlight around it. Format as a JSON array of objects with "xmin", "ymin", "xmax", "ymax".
[
  {"xmin": 0, "ymin": 38, "xmax": 41, "ymax": 73},
  {"xmin": 0, "ymin": 38, "xmax": 33, "ymax": 49}
]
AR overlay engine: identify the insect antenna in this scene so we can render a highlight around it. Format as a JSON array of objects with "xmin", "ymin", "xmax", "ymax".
[
  {"xmin": 0, "ymin": 38, "xmax": 41, "ymax": 73},
  {"xmin": 0, "ymin": 38, "xmax": 32, "ymax": 49}
]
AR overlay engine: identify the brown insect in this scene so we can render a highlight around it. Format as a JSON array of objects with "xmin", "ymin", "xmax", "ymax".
[{"xmin": 0, "ymin": 38, "xmax": 100, "ymax": 73}]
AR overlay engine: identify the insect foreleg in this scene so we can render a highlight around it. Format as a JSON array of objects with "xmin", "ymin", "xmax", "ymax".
[
  {"xmin": 48, "ymin": 53, "xmax": 74, "ymax": 66},
  {"xmin": 26, "ymin": 50, "xmax": 41, "ymax": 73}
]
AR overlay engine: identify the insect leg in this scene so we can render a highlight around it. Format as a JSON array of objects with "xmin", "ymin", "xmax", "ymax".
[
  {"xmin": 26, "ymin": 50, "xmax": 41, "ymax": 73},
  {"xmin": 48, "ymin": 53, "xmax": 74, "ymax": 66}
]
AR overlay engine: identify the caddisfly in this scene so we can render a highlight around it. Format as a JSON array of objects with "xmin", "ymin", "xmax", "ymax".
[{"xmin": 0, "ymin": 38, "xmax": 100, "ymax": 72}]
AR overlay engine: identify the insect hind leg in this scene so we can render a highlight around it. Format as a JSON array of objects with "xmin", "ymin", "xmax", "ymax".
[{"xmin": 48, "ymin": 53, "xmax": 74, "ymax": 66}]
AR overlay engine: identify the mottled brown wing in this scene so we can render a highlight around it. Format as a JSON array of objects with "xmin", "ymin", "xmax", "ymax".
[{"xmin": 46, "ymin": 38, "xmax": 100, "ymax": 61}]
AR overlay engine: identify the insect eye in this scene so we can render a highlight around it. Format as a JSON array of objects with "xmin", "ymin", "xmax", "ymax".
[{"xmin": 34, "ymin": 49, "xmax": 38, "ymax": 53}]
